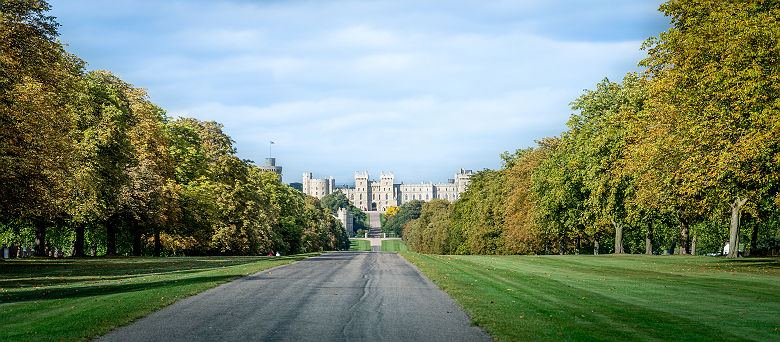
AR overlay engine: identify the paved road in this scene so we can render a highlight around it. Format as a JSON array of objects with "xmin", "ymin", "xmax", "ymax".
[
  {"xmin": 96, "ymin": 252, "xmax": 491, "ymax": 342},
  {"xmin": 367, "ymin": 211, "xmax": 383, "ymax": 238}
]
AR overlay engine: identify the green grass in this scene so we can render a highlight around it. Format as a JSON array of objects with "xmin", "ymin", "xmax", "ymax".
[
  {"xmin": 0, "ymin": 254, "xmax": 317, "ymax": 342},
  {"xmin": 402, "ymin": 253, "xmax": 780, "ymax": 341},
  {"xmin": 348, "ymin": 239, "xmax": 371, "ymax": 251},
  {"xmin": 381, "ymin": 239, "xmax": 410, "ymax": 252}
]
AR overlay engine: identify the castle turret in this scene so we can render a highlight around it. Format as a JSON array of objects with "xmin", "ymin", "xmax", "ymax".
[
  {"xmin": 302, "ymin": 172, "xmax": 312, "ymax": 194},
  {"xmin": 259, "ymin": 158, "xmax": 282, "ymax": 178}
]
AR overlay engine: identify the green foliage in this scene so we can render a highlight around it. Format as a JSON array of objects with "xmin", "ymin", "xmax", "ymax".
[
  {"xmin": 383, "ymin": 200, "xmax": 424, "ymax": 236},
  {"xmin": 402, "ymin": 1, "xmax": 780, "ymax": 257},
  {"xmin": 0, "ymin": 1, "xmax": 348, "ymax": 257},
  {"xmin": 449, "ymin": 170, "xmax": 506, "ymax": 254},
  {"xmin": 404, "ymin": 199, "xmax": 452, "ymax": 254},
  {"xmin": 321, "ymin": 190, "xmax": 367, "ymax": 231}
]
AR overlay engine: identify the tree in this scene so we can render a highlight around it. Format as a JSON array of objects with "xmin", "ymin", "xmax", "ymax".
[
  {"xmin": 384, "ymin": 206, "xmax": 399, "ymax": 221},
  {"xmin": 404, "ymin": 199, "xmax": 452, "ymax": 254},
  {"xmin": 449, "ymin": 170, "xmax": 506, "ymax": 254},
  {"xmin": 501, "ymin": 147, "xmax": 548, "ymax": 254},
  {"xmin": 321, "ymin": 190, "xmax": 366, "ymax": 231},
  {"xmin": 532, "ymin": 137, "xmax": 587, "ymax": 254},
  {"xmin": 1, "ymin": 0, "xmax": 86, "ymax": 255},
  {"xmin": 640, "ymin": 0, "xmax": 780, "ymax": 258},
  {"xmin": 568, "ymin": 74, "xmax": 647, "ymax": 254},
  {"xmin": 385, "ymin": 200, "xmax": 424, "ymax": 237}
]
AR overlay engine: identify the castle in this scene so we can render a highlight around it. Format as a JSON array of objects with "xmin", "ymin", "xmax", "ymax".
[{"xmin": 302, "ymin": 169, "xmax": 474, "ymax": 212}]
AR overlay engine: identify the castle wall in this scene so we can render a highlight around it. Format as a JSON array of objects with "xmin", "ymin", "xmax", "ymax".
[{"xmin": 302, "ymin": 169, "xmax": 473, "ymax": 212}]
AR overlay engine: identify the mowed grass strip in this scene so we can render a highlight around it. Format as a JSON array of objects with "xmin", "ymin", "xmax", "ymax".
[
  {"xmin": 348, "ymin": 239, "xmax": 371, "ymax": 251},
  {"xmin": 402, "ymin": 253, "xmax": 780, "ymax": 341},
  {"xmin": 381, "ymin": 239, "xmax": 409, "ymax": 252},
  {"xmin": 0, "ymin": 254, "xmax": 317, "ymax": 342}
]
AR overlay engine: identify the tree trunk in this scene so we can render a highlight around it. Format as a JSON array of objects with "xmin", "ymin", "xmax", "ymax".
[
  {"xmin": 575, "ymin": 236, "xmax": 580, "ymax": 255},
  {"xmin": 612, "ymin": 219, "xmax": 624, "ymax": 254},
  {"xmin": 106, "ymin": 216, "xmax": 117, "ymax": 255},
  {"xmin": 558, "ymin": 237, "xmax": 565, "ymax": 255},
  {"xmin": 73, "ymin": 224, "xmax": 85, "ymax": 257},
  {"xmin": 154, "ymin": 228, "xmax": 161, "ymax": 257},
  {"xmin": 748, "ymin": 222, "xmax": 758, "ymax": 256},
  {"xmin": 132, "ymin": 222, "xmax": 142, "ymax": 257},
  {"xmin": 678, "ymin": 217, "xmax": 690, "ymax": 255},
  {"xmin": 34, "ymin": 219, "xmax": 47, "ymax": 257},
  {"xmin": 594, "ymin": 239, "xmax": 599, "ymax": 255},
  {"xmin": 645, "ymin": 221, "xmax": 653, "ymax": 255},
  {"xmin": 727, "ymin": 196, "xmax": 748, "ymax": 258},
  {"xmin": 691, "ymin": 234, "xmax": 697, "ymax": 256}
]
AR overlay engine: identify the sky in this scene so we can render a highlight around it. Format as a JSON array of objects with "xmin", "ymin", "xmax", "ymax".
[{"xmin": 49, "ymin": 0, "xmax": 670, "ymax": 185}]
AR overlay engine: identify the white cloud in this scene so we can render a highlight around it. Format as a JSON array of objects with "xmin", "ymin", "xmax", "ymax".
[
  {"xmin": 50, "ymin": 0, "xmax": 669, "ymax": 183},
  {"xmin": 328, "ymin": 25, "xmax": 401, "ymax": 49}
]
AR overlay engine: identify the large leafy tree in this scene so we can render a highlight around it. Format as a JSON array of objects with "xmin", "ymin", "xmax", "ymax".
[
  {"xmin": 404, "ymin": 199, "xmax": 452, "ymax": 254},
  {"xmin": 385, "ymin": 200, "xmax": 424, "ymax": 237},
  {"xmin": 568, "ymin": 74, "xmax": 647, "ymax": 254},
  {"xmin": 118, "ymin": 87, "xmax": 178, "ymax": 256},
  {"xmin": 640, "ymin": 0, "xmax": 780, "ymax": 258},
  {"xmin": 501, "ymin": 146, "xmax": 548, "ymax": 254},
  {"xmin": 74, "ymin": 71, "xmax": 137, "ymax": 255},
  {"xmin": 448, "ymin": 170, "xmax": 506, "ymax": 254},
  {"xmin": 1, "ymin": 0, "xmax": 85, "ymax": 255},
  {"xmin": 531, "ymin": 137, "xmax": 587, "ymax": 254}
]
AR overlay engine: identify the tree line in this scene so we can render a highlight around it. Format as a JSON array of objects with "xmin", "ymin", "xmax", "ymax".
[
  {"xmin": 0, "ymin": 0, "xmax": 349, "ymax": 257},
  {"xmin": 405, "ymin": 0, "xmax": 780, "ymax": 258}
]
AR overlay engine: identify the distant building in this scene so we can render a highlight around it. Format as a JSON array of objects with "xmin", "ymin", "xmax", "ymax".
[
  {"xmin": 303, "ymin": 169, "xmax": 474, "ymax": 212},
  {"xmin": 289, "ymin": 182, "xmax": 303, "ymax": 191},
  {"xmin": 336, "ymin": 207, "xmax": 354, "ymax": 236},
  {"xmin": 258, "ymin": 158, "xmax": 282, "ymax": 177}
]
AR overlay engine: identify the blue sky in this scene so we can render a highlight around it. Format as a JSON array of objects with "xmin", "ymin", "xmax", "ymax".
[{"xmin": 50, "ymin": 0, "xmax": 669, "ymax": 185}]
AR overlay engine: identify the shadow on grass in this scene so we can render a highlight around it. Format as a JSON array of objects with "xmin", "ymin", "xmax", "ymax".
[
  {"xmin": 0, "ymin": 255, "xmax": 306, "ymax": 279},
  {"xmin": 0, "ymin": 254, "xmax": 314, "ymax": 303},
  {"xmin": 719, "ymin": 257, "xmax": 780, "ymax": 267},
  {"xmin": 1, "ymin": 274, "xmax": 238, "ymax": 304}
]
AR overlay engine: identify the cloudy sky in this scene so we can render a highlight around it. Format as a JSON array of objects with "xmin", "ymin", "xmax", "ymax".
[{"xmin": 50, "ymin": 0, "xmax": 669, "ymax": 185}]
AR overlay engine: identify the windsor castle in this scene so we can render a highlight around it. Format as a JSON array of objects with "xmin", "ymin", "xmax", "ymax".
[{"xmin": 302, "ymin": 169, "xmax": 474, "ymax": 212}]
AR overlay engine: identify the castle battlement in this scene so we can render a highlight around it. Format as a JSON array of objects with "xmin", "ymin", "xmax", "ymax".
[{"xmin": 302, "ymin": 170, "xmax": 473, "ymax": 212}]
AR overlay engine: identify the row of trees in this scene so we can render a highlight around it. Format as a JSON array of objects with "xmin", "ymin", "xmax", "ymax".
[
  {"xmin": 405, "ymin": 0, "xmax": 780, "ymax": 257},
  {"xmin": 0, "ymin": 0, "xmax": 349, "ymax": 257},
  {"xmin": 383, "ymin": 201, "xmax": 423, "ymax": 237}
]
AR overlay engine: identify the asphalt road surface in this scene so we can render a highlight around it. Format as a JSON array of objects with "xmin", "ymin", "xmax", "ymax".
[{"xmin": 96, "ymin": 252, "xmax": 491, "ymax": 342}]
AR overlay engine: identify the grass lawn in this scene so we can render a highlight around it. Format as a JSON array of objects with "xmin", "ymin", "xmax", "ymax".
[
  {"xmin": 402, "ymin": 253, "xmax": 780, "ymax": 341},
  {"xmin": 348, "ymin": 239, "xmax": 371, "ymax": 251},
  {"xmin": 0, "ymin": 254, "xmax": 316, "ymax": 342},
  {"xmin": 381, "ymin": 239, "xmax": 410, "ymax": 252}
]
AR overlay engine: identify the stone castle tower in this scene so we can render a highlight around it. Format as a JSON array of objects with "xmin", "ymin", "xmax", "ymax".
[{"xmin": 302, "ymin": 169, "xmax": 473, "ymax": 212}]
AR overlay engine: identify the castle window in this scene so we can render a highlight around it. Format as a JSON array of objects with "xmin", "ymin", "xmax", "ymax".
[
  {"xmin": 405, "ymin": 194, "xmax": 408, "ymax": 200},
  {"xmin": 385, "ymin": 194, "xmax": 388, "ymax": 200},
  {"xmin": 426, "ymin": 194, "xmax": 429, "ymax": 200}
]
